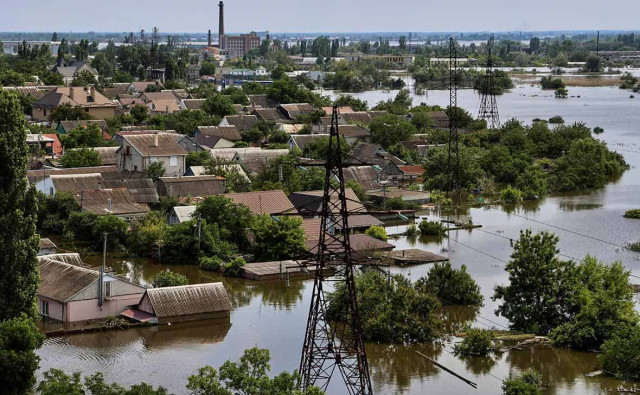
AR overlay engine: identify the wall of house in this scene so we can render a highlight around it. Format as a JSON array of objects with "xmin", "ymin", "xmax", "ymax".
[
  {"xmin": 138, "ymin": 293, "xmax": 153, "ymax": 314},
  {"xmin": 38, "ymin": 296, "xmax": 65, "ymax": 321},
  {"xmin": 69, "ymin": 275, "xmax": 146, "ymax": 302},
  {"xmin": 67, "ymin": 294, "xmax": 143, "ymax": 322},
  {"xmin": 32, "ymin": 108, "xmax": 49, "ymax": 122},
  {"xmin": 34, "ymin": 177, "xmax": 55, "ymax": 196},
  {"xmin": 87, "ymin": 107, "xmax": 117, "ymax": 120},
  {"xmin": 117, "ymin": 140, "xmax": 145, "ymax": 173},
  {"xmin": 144, "ymin": 156, "xmax": 184, "ymax": 177}
]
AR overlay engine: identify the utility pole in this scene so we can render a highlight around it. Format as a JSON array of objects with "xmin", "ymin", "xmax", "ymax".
[
  {"xmin": 102, "ymin": 233, "xmax": 107, "ymax": 269},
  {"xmin": 197, "ymin": 214, "xmax": 202, "ymax": 251},
  {"xmin": 596, "ymin": 31, "xmax": 600, "ymax": 57}
]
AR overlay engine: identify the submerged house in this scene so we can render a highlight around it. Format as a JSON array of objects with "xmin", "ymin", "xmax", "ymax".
[
  {"xmin": 38, "ymin": 257, "xmax": 146, "ymax": 323},
  {"xmin": 133, "ymin": 283, "xmax": 232, "ymax": 324}
]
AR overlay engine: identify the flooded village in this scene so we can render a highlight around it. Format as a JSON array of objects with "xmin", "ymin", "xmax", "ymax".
[{"xmin": 2, "ymin": 2, "xmax": 640, "ymax": 394}]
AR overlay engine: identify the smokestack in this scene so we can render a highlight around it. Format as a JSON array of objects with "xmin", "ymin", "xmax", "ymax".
[
  {"xmin": 208, "ymin": 29, "xmax": 212, "ymax": 47},
  {"xmin": 218, "ymin": 1, "xmax": 225, "ymax": 49},
  {"xmin": 154, "ymin": 134, "xmax": 159, "ymax": 147}
]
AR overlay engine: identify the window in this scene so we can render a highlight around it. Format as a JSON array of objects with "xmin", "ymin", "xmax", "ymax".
[
  {"xmin": 43, "ymin": 109, "xmax": 47, "ymax": 116},
  {"xmin": 49, "ymin": 187, "xmax": 54, "ymax": 196},
  {"xmin": 149, "ymin": 156, "xmax": 158, "ymax": 163},
  {"xmin": 41, "ymin": 301, "xmax": 49, "ymax": 316},
  {"xmin": 105, "ymin": 281, "xmax": 112, "ymax": 298},
  {"xmin": 170, "ymin": 156, "xmax": 178, "ymax": 166}
]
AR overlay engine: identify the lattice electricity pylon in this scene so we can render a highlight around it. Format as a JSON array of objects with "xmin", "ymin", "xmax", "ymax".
[
  {"xmin": 447, "ymin": 37, "xmax": 461, "ymax": 194},
  {"xmin": 297, "ymin": 106, "xmax": 373, "ymax": 395},
  {"xmin": 478, "ymin": 42, "xmax": 500, "ymax": 129}
]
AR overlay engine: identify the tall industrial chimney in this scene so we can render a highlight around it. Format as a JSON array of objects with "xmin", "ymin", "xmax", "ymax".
[
  {"xmin": 208, "ymin": 29, "xmax": 212, "ymax": 47},
  {"xmin": 218, "ymin": 1, "xmax": 225, "ymax": 49}
]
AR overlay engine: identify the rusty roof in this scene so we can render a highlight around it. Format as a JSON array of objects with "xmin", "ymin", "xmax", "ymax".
[
  {"xmin": 123, "ymin": 134, "xmax": 188, "ymax": 157},
  {"xmin": 144, "ymin": 282, "xmax": 231, "ymax": 318},
  {"xmin": 224, "ymin": 190, "xmax": 296, "ymax": 215},
  {"xmin": 398, "ymin": 165, "xmax": 425, "ymax": 175}
]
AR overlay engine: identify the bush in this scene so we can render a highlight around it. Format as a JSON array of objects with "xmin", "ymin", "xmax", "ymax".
[
  {"xmin": 555, "ymin": 87, "xmax": 569, "ymax": 98},
  {"xmin": 152, "ymin": 270, "xmax": 189, "ymax": 288},
  {"xmin": 500, "ymin": 185, "xmax": 523, "ymax": 203},
  {"xmin": 453, "ymin": 328, "xmax": 494, "ymax": 356},
  {"xmin": 540, "ymin": 76, "xmax": 565, "ymax": 89},
  {"xmin": 502, "ymin": 368, "xmax": 543, "ymax": 395},
  {"xmin": 365, "ymin": 225, "xmax": 388, "ymax": 241},
  {"xmin": 627, "ymin": 242, "xmax": 640, "ymax": 252},
  {"xmin": 593, "ymin": 126, "xmax": 604, "ymax": 134},
  {"xmin": 60, "ymin": 148, "xmax": 103, "ymax": 168},
  {"xmin": 326, "ymin": 270, "xmax": 442, "ymax": 343},
  {"xmin": 623, "ymin": 209, "xmax": 640, "ymax": 219},
  {"xmin": 429, "ymin": 190, "xmax": 452, "ymax": 205},
  {"xmin": 405, "ymin": 224, "xmax": 419, "ymax": 237},
  {"xmin": 416, "ymin": 262, "xmax": 483, "ymax": 306},
  {"xmin": 224, "ymin": 257, "xmax": 245, "ymax": 277},
  {"xmin": 418, "ymin": 219, "xmax": 446, "ymax": 236},
  {"xmin": 199, "ymin": 256, "xmax": 223, "ymax": 272},
  {"xmin": 599, "ymin": 326, "xmax": 640, "ymax": 381},
  {"xmin": 0, "ymin": 316, "xmax": 44, "ymax": 394},
  {"xmin": 548, "ymin": 116, "xmax": 565, "ymax": 124}
]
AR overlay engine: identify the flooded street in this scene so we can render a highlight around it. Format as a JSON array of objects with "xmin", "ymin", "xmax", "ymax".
[{"xmin": 38, "ymin": 84, "xmax": 640, "ymax": 394}]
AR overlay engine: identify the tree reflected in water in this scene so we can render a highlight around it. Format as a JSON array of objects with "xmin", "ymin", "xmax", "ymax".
[{"xmin": 367, "ymin": 343, "xmax": 443, "ymax": 392}]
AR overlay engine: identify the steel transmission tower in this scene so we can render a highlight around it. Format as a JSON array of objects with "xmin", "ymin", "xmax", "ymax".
[
  {"xmin": 298, "ymin": 107, "xmax": 373, "ymax": 395},
  {"xmin": 477, "ymin": 42, "xmax": 500, "ymax": 129},
  {"xmin": 447, "ymin": 37, "xmax": 460, "ymax": 194}
]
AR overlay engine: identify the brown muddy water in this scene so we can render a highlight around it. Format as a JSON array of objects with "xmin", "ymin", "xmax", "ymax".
[{"xmin": 38, "ymin": 85, "xmax": 640, "ymax": 394}]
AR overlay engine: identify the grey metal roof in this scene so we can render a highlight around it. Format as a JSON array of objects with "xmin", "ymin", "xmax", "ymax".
[{"xmin": 144, "ymin": 283, "xmax": 231, "ymax": 318}]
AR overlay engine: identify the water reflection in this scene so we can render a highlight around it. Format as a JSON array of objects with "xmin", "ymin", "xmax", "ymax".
[{"xmin": 368, "ymin": 343, "xmax": 442, "ymax": 392}]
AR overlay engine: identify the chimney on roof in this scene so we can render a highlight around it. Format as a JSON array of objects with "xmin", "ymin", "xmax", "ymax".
[
  {"xmin": 69, "ymin": 87, "xmax": 78, "ymax": 102},
  {"xmin": 107, "ymin": 198, "xmax": 112, "ymax": 212},
  {"xmin": 218, "ymin": 1, "xmax": 225, "ymax": 50},
  {"xmin": 154, "ymin": 134, "xmax": 159, "ymax": 147},
  {"xmin": 208, "ymin": 30, "xmax": 212, "ymax": 47}
]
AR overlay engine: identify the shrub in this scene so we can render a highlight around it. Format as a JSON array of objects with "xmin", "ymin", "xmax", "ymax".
[
  {"xmin": 548, "ymin": 116, "xmax": 565, "ymax": 124},
  {"xmin": 500, "ymin": 185, "xmax": 523, "ymax": 203},
  {"xmin": 199, "ymin": 256, "xmax": 223, "ymax": 272},
  {"xmin": 152, "ymin": 270, "xmax": 189, "ymax": 288},
  {"xmin": 405, "ymin": 224, "xmax": 419, "ymax": 237},
  {"xmin": 418, "ymin": 219, "xmax": 446, "ymax": 236},
  {"xmin": 540, "ymin": 76, "xmax": 565, "ymax": 89},
  {"xmin": 554, "ymin": 87, "xmax": 569, "ymax": 98},
  {"xmin": 416, "ymin": 262, "xmax": 483, "ymax": 306},
  {"xmin": 365, "ymin": 225, "xmax": 388, "ymax": 241},
  {"xmin": 385, "ymin": 196, "xmax": 419, "ymax": 210},
  {"xmin": 429, "ymin": 190, "xmax": 452, "ymax": 205},
  {"xmin": 599, "ymin": 326, "xmax": 640, "ymax": 381},
  {"xmin": 453, "ymin": 328, "xmax": 494, "ymax": 356},
  {"xmin": 593, "ymin": 126, "xmax": 604, "ymax": 134},
  {"xmin": 502, "ymin": 368, "xmax": 543, "ymax": 395},
  {"xmin": 626, "ymin": 242, "xmax": 640, "ymax": 252},
  {"xmin": 224, "ymin": 257, "xmax": 246, "ymax": 277},
  {"xmin": 623, "ymin": 209, "xmax": 640, "ymax": 219}
]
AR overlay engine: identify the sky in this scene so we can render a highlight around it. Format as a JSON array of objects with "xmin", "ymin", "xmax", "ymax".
[{"xmin": 2, "ymin": 0, "xmax": 640, "ymax": 33}]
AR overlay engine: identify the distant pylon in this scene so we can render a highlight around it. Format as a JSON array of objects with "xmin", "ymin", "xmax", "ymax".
[{"xmin": 478, "ymin": 40, "xmax": 500, "ymax": 129}]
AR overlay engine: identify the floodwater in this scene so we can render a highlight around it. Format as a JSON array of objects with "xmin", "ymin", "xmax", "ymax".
[{"xmin": 38, "ymin": 85, "xmax": 640, "ymax": 394}]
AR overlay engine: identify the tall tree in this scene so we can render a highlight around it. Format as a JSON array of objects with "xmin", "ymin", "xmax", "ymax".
[
  {"xmin": 51, "ymin": 32, "xmax": 58, "ymax": 42},
  {"xmin": 0, "ymin": 91, "xmax": 40, "ymax": 321}
]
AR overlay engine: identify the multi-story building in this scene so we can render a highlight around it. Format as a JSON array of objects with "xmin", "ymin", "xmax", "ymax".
[{"xmin": 223, "ymin": 32, "xmax": 261, "ymax": 58}]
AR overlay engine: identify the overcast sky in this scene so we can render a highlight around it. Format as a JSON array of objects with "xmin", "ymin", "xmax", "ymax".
[{"xmin": 3, "ymin": 0, "xmax": 639, "ymax": 33}]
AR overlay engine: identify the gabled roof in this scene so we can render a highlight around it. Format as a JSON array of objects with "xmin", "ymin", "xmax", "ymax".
[
  {"xmin": 50, "ymin": 173, "xmax": 102, "ymax": 192},
  {"xmin": 221, "ymin": 115, "xmax": 258, "ymax": 131},
  {"xmin": 289, "ymin": 134, "xmax": 328, "ymax": 151},
  {"xmin": 238, "ymin": 149, "xmax": 290, "ymax": 173},
  {"xmin": 39, "ymin": 258, "xmax": 99, "ymax": 302},
  {"xmin": 149, "ymin": 99, "xmax": 181, "ymax": 113},
  {"xmin": 253, "ymin": 108, "xmax": 287, "ymax": 122},
  {"xmin": 247, "ymin": 94, "xmax": 279, "ymax": 109},
  {"xmin": 398, "ymin": 165, "xmax": 425, "ymax": 175},
  {"xmin": 341, "ymin": 111, "xmax": 387, "ymax": 125},
  {"xmin": 224, "ymin": 190, "xmax": 296, "ymax": 215},
  {"xmin": 27, "ymin": 166, "xmax": 118, "ymax": 185},
  {"xmin": 32, "ymin": 87, "xmax": 115, "ymax": 109},
  {"xmin": 131, "ymin": 81, "xmax": 163, "ymax": 92},
  {"xmin": 197, "ymin": 126, "xmax": 242, "ymax": 141},
  {"xmin": 144, "ymin": 283, "xmax": 231, "ymax": 318},
  {"xmin": 171, "ymin": 205, "xmax": 197, "ymax": 223},
  {"xmin": 338, "ymin": 124, "xmax": 370, "ymax": 139},
  {"xmin": 141, "ymin": 91, "xmax": 179, "ymax": 102},
  {"xmin": 181, "ymin": 99, "xmax": 206, "ymax": 110},
  {"xmin": 289, "ymin": 188, "xmax": 365, "ymax": 216},
  {"xmin": 350, "ymin": 143, "xmax": 386, "ymax": 163},
  {"xmin": 122, "ymin": 134, "xmax": 187, "ymax": 157},
  {"xmin": 305, "ymin": 234, "xmax": 395, "ymax": 254},
  {"xmin": 322, "ymin": 106, "xmax": 354, "ymax": 115},
  {"xmin": 157, "ymin": 175, "xmax": 226, "ymax": 197},
  {"xmin": 90, "ymin": 147, "xmax": 119, "ymax": 165},
  {"xmin": 278, "ymin": 103, "xmax": 316, "ymax": 120},
  {"xmin": 42, "ymin": 134, "xmax": 63, "ymax": 156}
]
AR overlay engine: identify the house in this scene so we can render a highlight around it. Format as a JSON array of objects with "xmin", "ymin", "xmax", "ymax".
[
  {"xmin": 289, "ymin": 188, "xmax": 382, "ymax": 231},
  {"xmin": 278, "ymin": 123, "xmax": 307, "ymax": 134},
  {"xmin": 399, "ymin": 140, "xmax": 446, "ymax": 158},
  {"xmin": 305, "ymin": 234, "xmax": 395, "ymax": 256},
  {"xmin": 224, "ymin": 190, "xmax": 296, "ymax": 216},
  {"xmin": 398, "ymin": 165, "xmax": 424, "ymax": 183},
  {"xmin": 75, "ymin": 189, "xmax": 149, "ymax": 220},
  {"xmin": 366, "ymin": 189, "xmax": 431, "ymax": 205},
  {"xmin": 49, "ymin": 173, "xmax": 103, "ymax": 194},
  {"xmin": 39, "ymin": 238, "xmax": 57, "ymax": 256},
  {"xmin": 322, "ymin": 106, "xmax": 353, "ymax": 115},
  {"xmin": 340, "ymin": 111, "xmax": 387, "ymax": 125},
  {"xmin": 288, "ymin": 134, "xmax": 328, "ymax": 152},
  {"xmin": 38, "ymin": 257, "xmax": 146, "ymax": 323},
  {"xmin": 278, "ymin": 103, "xmax": 316, "ymax": 120},
  {"xmin": 133, "ymin": 283, "xmax": 231, "ymax": 324},
  {"xmin": 342, "ymin": 166, "xmax": 384, "ymax": 191},
  {"xmin": 129, "ymin": 81, "xmax": 163, "ymax": 93},
  {"xmin": 140, "ymin": 91, "xmax": 179, "ymax": 104},
  {"xmin": 252, "ymin": 108, "xmax": 287, "ymax": 123},
  {"xmin": 156, "ymin": 175, "xmax": 226, "ymax": 199},
  {"xmin": 196, "ymin": 126, "xmax": 242, "ymax": 148},
  {"xmin": 54, "ymin": 61, "xmax": 99, "ymax": 85},
  {"xmin": 247, "ymin": 94, "xmax": 279, "ymax": 109},
  {"xmin": 235, "ymin": 148, "xmax": 289, "ymax": 173},
  {"xmin": 220, "ymin": 115, "xmax": 258, "ymax": 131},
  {"xmin": 102, "ymin": 83, "xmax": 131, "ymax": 99},
  {"xmin": 88, "ymin": 147, "xmax": 119, "ymax": 166},
  {"xmin": 101, "ymin": 175, "xmax": 159, "ymax": 204},
  {"xmin": 148, "ymin": 99, "xmax": 181, "ymax": 114},
  {"xmin": 26, "ymin": 134, "xmax": 55, "ymax": 154},
  {"xmin": 335, "ymin": 125, "xmax": 370, "ymax": 144},
  {"xmin": 185, "ymin": 164, "xmax": 250, "ymax": 183},
  {"xmin": 28, "ymin": 166, "xmax": 119, "ymax": 196},
  {"xmin": 31, "ymin": 87, "xmax": 117, "ymax": 122},
  {"xmin": 116, "ymin": 133, "xmax": 187, "ymax": 176},
  {"xmin": 350, "ymin": 143, "xmax": 406, "ymax": 181},
  {"xmin": 168, "ymin": 205, "xmax": 197, "ymax": 225},
  {"xmin": 176, "ymin": 135, "xmax": 208, "ymax": 153},
  {"xmin": 180, "ymin": 99, "xmax": 206, "ymax": 111},
  {"xmin": 405, "ymin": 111, "xmax": 449, "ymax": 129},
  {"xmin": 57, "ymin": 120, "xmax": 109, "ymax": 135}
]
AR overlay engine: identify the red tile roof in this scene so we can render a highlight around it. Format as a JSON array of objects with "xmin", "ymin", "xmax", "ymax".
[
  {"xmin": 398, "ymin": 165, "xmax": 424, "ymax": 175},
  {"xmin": 43, "ymin": 134, "xmax": 63, "ymax": 157}
]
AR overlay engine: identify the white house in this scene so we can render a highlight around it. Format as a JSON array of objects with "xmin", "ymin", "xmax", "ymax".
[{"xmin": 116, "ymin": 134, "xmax": 187, "ymax": 176}]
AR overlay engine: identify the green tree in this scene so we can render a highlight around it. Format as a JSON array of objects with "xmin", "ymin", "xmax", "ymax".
[
  {"xmin": 584, "ymin": 55, "xmax": 601, "ymax": 72},
  {"xmin": 49, "ymin": 103, "xmax": 92, "ymax": 123},
  {"xmin": 146, "ymin": 161, "xmax": 166, "ymax": 182},
  {"xmin": 71, "ymin": 70, "xmax": 97, "ymax": 86},
  {"xmin": 502, "ymin": 368, "xmax": 543, "ymax": 395},
  {"xmin": 251, "ymin": 216, "xmax": 305, "ymax": 261},
  {"xmin": 161, "ymin": 220, "xmax": 235, "ymax": 263},
  {"xmin": 128, "ymin": 211, "xmax": 167, "ymax": 257},
  {"xmin": 422, "ymin": 146, "xmax": 484, "ymax": 191},
  {"xmin": 0, "ymin": 315, "xmax": 44, "ymax": 394},
  {"xmin": 37, "ymin": 369, "xmax": 169, "ymax": 395},
  {"xmin": 152, "ymin": 270, "xmax": 189, "ymax": 288},
  {"xmin": 59, "ymin": 148, "xmax": 103, "ymax": 168},
  {"xmin": 186, "ymin": 347, "xmax": 323, "ymax": 395},
  {"xmin": 333, "ymin": 95, "xmax": 368, "ymax": 111},
  {"xmin": 369, "ymin": 114, "xmax": 416, "ymax": 148},
  {"xmin": 202, "ymin": 94, "xmax": 237, "ymax": 118},
  {"xmin": 194, "ymin": 196, "xmax": 254, "ymax": 247},
  {"xmin": 453, "ymin": 328, "xmax": 494, "ymax": 356},
  {"xmin": 365, "ymin": 225, "xmax": 388, "ymax": 241},
  {"xmin": 130, "ymin": 104, "xmax": 149, "ymax": 124},
  {"xmin": 59, "ymin": 124, "xmax": 108, "ymax": 148},
  {"xmin": 493, "ymin": 230, "xmax": 575, "ymax": 335},
  {"xmin": 0, "ymin": 91, "xmax": 40, "ymax": 321},
  {"xmin": 36, "ymin": 192, "xmax": 79, "ymax": 234},
  {"xmin": 599, "ymin": 326, "xmax": 640, "ymax": 381},
  {"xmin": 416, "ymin": 262, "xmax": 483, "ymax": 306}
]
